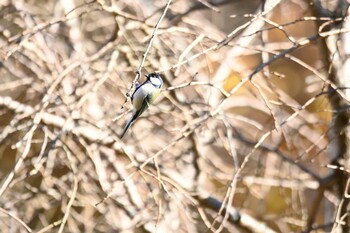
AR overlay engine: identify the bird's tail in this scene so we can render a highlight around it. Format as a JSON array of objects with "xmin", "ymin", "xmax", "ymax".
[
  {"xmin": 120, "ymin": 119, "xmax": 133, "ymax": 139},
  {"xmin": 120, "ymin": 113, "xmax": 139, "ymax": 139}
]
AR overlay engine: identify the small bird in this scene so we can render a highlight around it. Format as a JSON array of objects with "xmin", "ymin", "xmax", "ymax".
[{"xmin": 120, "ymin": 73, "xmax": 163, "ymax": 138}]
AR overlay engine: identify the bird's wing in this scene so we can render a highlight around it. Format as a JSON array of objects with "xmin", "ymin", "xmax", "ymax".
[
  {"xmin": 120, "ymin": 95, "xmax": 150, "ymax": 139},
  {"xmin": 131, "ymin": 81, "xmax": 144, "ymax": 102},
  {"xmin": 134, "ymin": 95, "xmax": 150, "ymax": 119}
]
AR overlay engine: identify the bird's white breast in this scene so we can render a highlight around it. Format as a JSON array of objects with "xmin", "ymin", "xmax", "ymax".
[{"xmin": 132, "ymin": 83, "xmax": 156, "ymax": 109}]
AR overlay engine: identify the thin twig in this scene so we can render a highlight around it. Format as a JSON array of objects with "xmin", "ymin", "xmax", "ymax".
[
  {"xmin": 121, "ymin": 0, "xmax": 173, "ymax": 109},
  {"xmin": 37, "ymin": 220, "xmax": 63, "ymax": 233},
  {"xmin": 58, "ymin": 145, "xmax": 79, "ymax": 233},
  {"xmin": 0, "ymin": 207, "xmax": 32, "ymax": 232}
]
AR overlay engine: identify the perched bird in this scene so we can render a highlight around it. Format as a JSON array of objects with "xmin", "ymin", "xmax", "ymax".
[{"xmin": 120, "ymin": 73, "xmax": 163, "ymax": 138}]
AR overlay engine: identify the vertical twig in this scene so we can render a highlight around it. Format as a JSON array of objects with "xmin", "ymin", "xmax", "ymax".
[{"xmin": 121, "ymin": 0, "xmax": 173, "ymax": 109}]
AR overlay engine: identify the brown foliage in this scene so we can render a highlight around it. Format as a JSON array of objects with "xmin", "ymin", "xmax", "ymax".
[{"xmin": 0, "ymin": 0, "xmax": 349, "ymax": 232}]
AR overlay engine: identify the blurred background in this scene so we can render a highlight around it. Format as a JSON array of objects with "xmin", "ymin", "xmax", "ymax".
[{"xmin": 0, "ymin": 0, "xmax": 349, "ymax": 232}]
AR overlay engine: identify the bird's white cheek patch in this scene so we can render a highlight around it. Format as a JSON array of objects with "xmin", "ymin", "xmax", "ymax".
[{"xmin": 150, "ymin": 77, "xmax": 162, "ymax": 86}]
